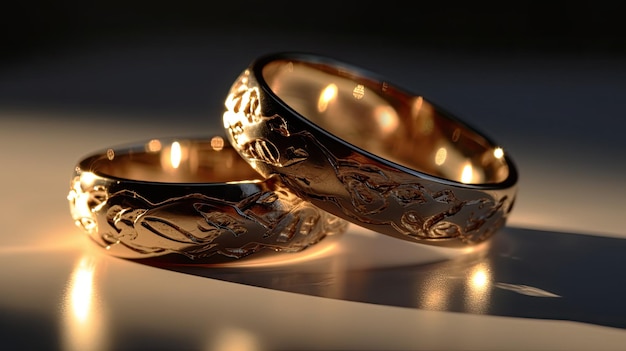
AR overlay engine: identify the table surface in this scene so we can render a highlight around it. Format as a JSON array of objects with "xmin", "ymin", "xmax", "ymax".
[{"xmin": 1, "ymin": 31, "xmax": 625, "ymax": 350}]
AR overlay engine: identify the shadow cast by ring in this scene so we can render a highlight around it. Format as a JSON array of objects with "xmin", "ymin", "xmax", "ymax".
[{"xmin": 136, "ymin": 225, "xmax": 626, "ymax": 330}]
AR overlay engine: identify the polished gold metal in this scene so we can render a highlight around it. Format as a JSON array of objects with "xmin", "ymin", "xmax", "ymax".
[
  {"xmin": 223, "ymin": 52, "xmax": 518, "ymax": 247},
  {"xmin": 67, "ymin": 136, "xmax": 348, "ymax": 261}
]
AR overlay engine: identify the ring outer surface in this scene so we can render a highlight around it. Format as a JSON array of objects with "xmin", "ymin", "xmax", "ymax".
[
  {"xmin": 67, "ymin": 137, "xmax": 349, "ymax": 261},
  {"xmin": 223, "ymin": 52, "xmax": 518, "ymax": 248}
]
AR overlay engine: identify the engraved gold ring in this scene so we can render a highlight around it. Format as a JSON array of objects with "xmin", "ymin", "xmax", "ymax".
[
  {"xmin": 223, "ymin": 52, "xmax": 518, "ymax": 248},
  {"xmin": 67, "ymin": 136, "xmax": 348, "ymax": 261}
]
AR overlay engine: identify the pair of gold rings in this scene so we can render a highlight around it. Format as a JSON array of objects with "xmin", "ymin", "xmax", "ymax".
[{"xmin": 68, "ymin": 52, "xmax": 518, "ymax": 262}]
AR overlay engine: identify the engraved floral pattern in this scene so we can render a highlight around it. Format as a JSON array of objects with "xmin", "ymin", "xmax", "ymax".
[
  {"xmin": 331, "ymin": 159, "xmax": 508, "ymax": 242},
  {"xmin": 224, "ymin": 71, "xmax": 309, "ymax": 168},
  {"xmin": 222, "ymin": 69, "xmax": 515, "ymax": 245},
  {"xmin": 336, "ymin": 160, "xmax": 391, "ymax": 215},
  {"xmin": 69, "ymin": 171, "xmax": 347, "ymax": 259}
]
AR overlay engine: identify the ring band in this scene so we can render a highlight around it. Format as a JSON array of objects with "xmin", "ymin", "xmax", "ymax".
[
  {"xmin": 223, "ymin": 52, "xmax": 518, "ymax": 247},
  {"xmin": 67, "ymin": 136, "xmax": 348, "ymax": 261}
]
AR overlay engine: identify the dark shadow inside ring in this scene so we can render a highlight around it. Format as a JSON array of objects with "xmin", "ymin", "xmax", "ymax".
[{"xmin": 136, "ymin": 226, "xmax": 626, "ymax": 330}]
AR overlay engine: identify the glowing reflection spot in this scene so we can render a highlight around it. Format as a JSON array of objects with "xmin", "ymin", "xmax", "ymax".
[
  {"xmin": 317, "ymin": 83, "xmax": 338, "ymax": 112},
  {"xmin": 373, "ymin": 106, "xmax": 399, "ymax": 134},
  {"xmin": 62, "ymin": 256, "xmax": 108, "ymax": 351},
  {"xmin": 471, "ymin": 269, "xmax": 488, "ymax": 289},
  {"xmin": 211, "ymin": 136, "xmax": 225, "ymax": 151},
  {"xmin": 465, "ymin": 262, "xmax": 492, "ymax": 314},
  {"xmin": 106, "ymin": 148, "xmax": 114, "ymax": 161},
  {"xmin": 435, "ymin": 147, "xmax": 447, "ymax": 166},
  {"xmin": 353, "ymin": 84, "xmax": 365, "ymax": 99},
  {"xmin": 423, "ymin": 287, "xmax": 447, "ymax": 310},
  {"xmin": 170, "ymin": 141, "xmax": 182, "ymax": 169},
  {"xmin": 80, "ymin": 171, "xmax": 97, "ymax": 186},
  {"xmin": 209, "ymin": 327, "xmax": 262, "ymax": 351},
  {"xmin": 147, "ymin": 139, "xmax": 162, "ymax": 152},
  {"xmin": 493, "ymin": 147, "xmax": 504, "ymax": 159},
  {"xmin": 461, "ymin": 163, "xmax": 473, "ymax": 184},
  {"xmin": 67, "ymin": 172, "xmax": 101, "ymax": 233},
  {"xmin": 70, "ymin": 258, "xmax": 95, "ymax": 322}
]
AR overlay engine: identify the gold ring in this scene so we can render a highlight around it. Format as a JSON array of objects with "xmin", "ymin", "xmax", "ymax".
[
  {"xmin": 67, "ymin": 136, "xmax": 348, "ymax": 261},
  {"xmin": 223, "ymin": 52, "xmax": 518, "ymax": 248}
]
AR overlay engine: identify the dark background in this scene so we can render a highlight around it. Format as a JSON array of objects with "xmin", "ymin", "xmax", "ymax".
[
  {"xmin": 3, "ymin": 2, "xmax": 626, "ymax": 63},
  {"xmin": 3, "ymin": 2, "xmax": 625, "ymax": 119}
]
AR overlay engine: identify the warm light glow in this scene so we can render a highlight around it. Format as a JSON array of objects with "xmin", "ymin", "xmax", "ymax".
[
  {"xmin": 435, "ymin": 147, "xmax": 447, "ymax": 166},
  {"xmin": 67, "ymin": 172, "xmax": 100, "ymax": 233},
  {"xmin": 170, "ymin": 141, "xmax": 182, "ymax": 169},
  {"xmin": 317, "ymin": 83, "xmax": 338, "ymax": 112},
  {"xmin": 418, "ymin": 272, "xmax": 451, "ymax": 311},
  {"xmin": 493, "ymin": 147, "xmax": 504, "ymax": 159},
  {"xmin": 352, "ymin": 84, "xmax": 365, "ymax": 99},
  {"xmin": 373, "ymin": 106, "xmax": 399, "ymax": 134},
  {"xmin": 79, "ymin": 171, "xmax": 97, "ymax": 186},
  {"xmin": 241, "ymin": 72, "xmax": 250, "ymax": 84},
  {"xmin": 469, "ymin": 264, "xmax": 491, "ymax": 290},
  {"xmin": 422, "ymin": 286, "xmax": 448, "ymax": 310},
  {"xmin": 208, "ymin": 327, "xmax": 262, "ymax": 351},
  {"xmin": 147, "ymin": 139, "xmax": 162, "ymax": 152},
  {"xmin": 465, "ymin": 262, "xmax": 492, "ymax": 314},
  {"xmin": 222, "ymin": 83, "xmax": 260, "ymax": 149},
  {"xmin": 211, "ymin": 136, "xmax": 225, "ymax": 151},
  {"xmin": 471, "ymin": 269, "xmax": 488, "ymax": 289},
  {"xmin": 224, "ymin": 93, "xmax": 238, "ymax": 116},
  {"xmin": 62, "ymin": 256, "xmax": 108, "ymax": 351},
  {"xmin": 461, "ymin": 163, "xmax": 473, "ymax": 183},
  {"xmin": 70, "ymin": 258, "xmax": 95, "ymax": 322}
]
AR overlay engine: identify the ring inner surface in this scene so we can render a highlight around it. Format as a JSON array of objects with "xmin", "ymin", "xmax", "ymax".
[
  {"xmin": 90, "ymin": 138, "xmax": 262, "ymax": 183},
  {"xmin": 262, "ymin": 60, "xmax": 510, "ymax": 185}
]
